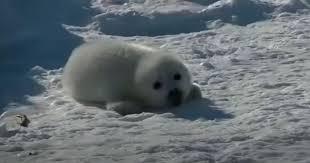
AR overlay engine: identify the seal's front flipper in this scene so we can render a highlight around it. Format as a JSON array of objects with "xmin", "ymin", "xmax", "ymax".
[{"xmin": 186, "ymin": 83, "xmax": 202, "ymax": 102}]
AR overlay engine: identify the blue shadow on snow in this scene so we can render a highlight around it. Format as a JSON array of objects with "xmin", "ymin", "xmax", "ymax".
[
  {"xmin": 160, "ymin": 98, "xmax": 233, "ymax": 121},
  {"xmin": 0, "ymin": 0, "xmax": 94, "ymax": 111}
]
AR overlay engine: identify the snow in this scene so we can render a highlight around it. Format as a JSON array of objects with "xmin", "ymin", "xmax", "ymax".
[{"xmin": 1, "ymin": 0, "xmax": 310, "ymax": 162}]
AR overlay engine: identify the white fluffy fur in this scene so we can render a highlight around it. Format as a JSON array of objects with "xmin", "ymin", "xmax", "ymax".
[{"xmin": 62, "ymin": 39, "xmax": 201, "ymax": 115}]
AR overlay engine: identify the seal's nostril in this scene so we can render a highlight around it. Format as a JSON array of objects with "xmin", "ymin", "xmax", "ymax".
[
  {"xmin": 168, "ymin": 88, "xmax": 178, "ymax": 97},
  {"xmin": 168, "ymin": 88, "xmax": 183, "ymax": 106},
  {"xmin": 168, "ymin": 89, "xmax": 174, "ymax": 96}
]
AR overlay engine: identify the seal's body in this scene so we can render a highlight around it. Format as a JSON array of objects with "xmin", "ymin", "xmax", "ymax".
[{"xmin": 62, "ymin": 40, "xmax": 201, "ymax": 115}]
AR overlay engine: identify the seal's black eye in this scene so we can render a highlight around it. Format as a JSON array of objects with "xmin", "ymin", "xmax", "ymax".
[
  {"xmin": 173, "ymin": 73, "xmax": 181, "ymax": 80},
  {"xmin": 153, "ymin": 81, "xmax": 162, "ymax": 90}
]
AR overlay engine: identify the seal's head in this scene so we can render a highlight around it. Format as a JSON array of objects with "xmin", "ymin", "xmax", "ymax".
[{"xmin": 134, "ymin": 52, "xmax": 192, "ymax": 108}]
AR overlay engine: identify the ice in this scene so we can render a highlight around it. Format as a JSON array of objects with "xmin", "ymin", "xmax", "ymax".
[{"xmin": 1, "ymin": 0, "xmax": 310, "ymax": 162}]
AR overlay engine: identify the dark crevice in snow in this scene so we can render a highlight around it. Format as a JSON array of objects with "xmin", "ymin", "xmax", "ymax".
[
  {"xmin": 95, "ymin": 0, "xmax": 275, "ymax": 36},
  {"xmin": 103, "ymin": 0, "xmax": 129, "ymax": 5},
  {"xmin": 185, "ymin": 0, "xmax": 220, "ymax": 6}
]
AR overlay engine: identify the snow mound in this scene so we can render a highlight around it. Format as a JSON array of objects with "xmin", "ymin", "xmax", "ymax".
[
  {"xmin": 92, "ymin": 0, "xmax": 274, "ymax": 36},
  {"xmin": 89, "ymin": 0, "xmax": 310, "ymax": 36},
  {"xmin": 277, "ymin": 0, "xmax": 310, "ymax": 13}
]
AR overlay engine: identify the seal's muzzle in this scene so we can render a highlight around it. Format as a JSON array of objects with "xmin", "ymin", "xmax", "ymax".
[{"xmin": 168, "ymin": 88, "xmax": 183, "ymax": 107}]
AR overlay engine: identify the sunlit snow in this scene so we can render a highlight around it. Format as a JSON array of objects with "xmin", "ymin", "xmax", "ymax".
[{"xmin": 1, "ymin": 0, "xmax": 310, "ymax": 162}]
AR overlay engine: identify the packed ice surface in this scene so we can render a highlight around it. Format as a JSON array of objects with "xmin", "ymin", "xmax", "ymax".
[{"xmin": 1, "ymin": 0, "xmax": 310, "ymax": 163}]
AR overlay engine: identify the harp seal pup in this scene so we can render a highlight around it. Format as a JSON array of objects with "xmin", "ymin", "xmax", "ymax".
[{"xmin": 62, "ymin": 40, "xmax": 202, "ymax": 115}]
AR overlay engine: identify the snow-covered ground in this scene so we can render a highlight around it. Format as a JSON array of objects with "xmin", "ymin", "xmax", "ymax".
[{"xmin": 1, "ymin": 0, "xmax": 310, "ymax": 162}]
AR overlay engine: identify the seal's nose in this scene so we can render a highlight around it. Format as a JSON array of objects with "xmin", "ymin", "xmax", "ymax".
[{"xmin": 168, "ymin": 88, "xmax": 183, "ymax": 106}]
